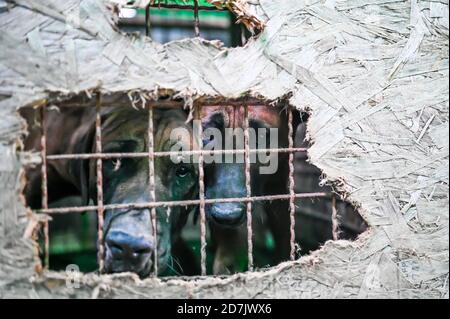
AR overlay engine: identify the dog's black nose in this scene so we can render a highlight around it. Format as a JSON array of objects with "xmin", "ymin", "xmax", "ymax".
[
  {"xmin": 106, "ymin": 231, "xmax": 153, "ymax": 266},
  {"xmin": 210, "ymin": 203, "xmax": 245, "ymax": 226}
]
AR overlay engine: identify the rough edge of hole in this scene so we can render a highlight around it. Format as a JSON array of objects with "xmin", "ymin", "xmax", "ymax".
[{"xmin": 16, "ymin": 88, "xmax": 372, "ymax": 285}]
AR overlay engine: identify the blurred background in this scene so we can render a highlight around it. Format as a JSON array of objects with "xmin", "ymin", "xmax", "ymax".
[{"xmin": 117, "ymin": 0, "xmax": 251, "ymax": 47}]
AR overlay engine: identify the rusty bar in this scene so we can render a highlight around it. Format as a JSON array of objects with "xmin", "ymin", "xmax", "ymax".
[
  {"xmin": 241, "ymin": 25, "xmax": 247, "ymax": 46},
  {"xmin": 195, "ymin": 105, "xmax": 207, "ymax": 276},
  {"xmin": 40, "ymin": 105, "xmax": 48, "ymax": 211},
  {"xmin": 46, "ymin": 147, "xmax": 309, "ymax": 160},
  {"xmin": 38, "ymin": 192, "xmax": 333, "ymax": 215},
  {"xmin": 243, "ymin": 105, "xmax": 253, "ymax": 271},
  {"xmin": 52, "ymin": 98, "xmax": 274, "ymax": 109},
  {"xmin": 40, "ymin": 104, "xmax": 49, "ymax": 269},
  {"xmin": 194, "ymin": 0, "xmax": 200, "ymax": 37},
  {"xmin": 145, "ymin": 3, "xmax": 151, "ymax": 36},
  {"xmin": 332, "ymin": 196, "xmax": 339, "ymax": 241},
  {"xmin": 288, "ymin": 107, "xmax": 296, "ymax": 261},
  {"xmin": 148, "ymin": 105, "xmax": 158, "ymax": 276},
  {"xmin": 95, "ymin": 93, "xmax": 105, "ymax": 273},
  {"xmin": 32, "ymin": 222, "xmax": 43, "ymax": 274},
  {"xmin": 43, "ymin": 220, "xmax": 49, "ymax": 269},
  {"xmin": 149, "ymin": 3, "xmax": 222, "ymax": 11}
]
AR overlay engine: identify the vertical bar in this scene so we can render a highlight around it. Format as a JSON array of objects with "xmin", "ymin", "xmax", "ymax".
[
  {"xmin": 148, "ymin": 105, "xmax": 158, "ymax": 276},
  {"xmin": 241, "ymin": 25, "xmax": 247, "ymax": 46},
  {"xmin": 43, "ymin": 219, "xmax": 49, "ymax": 269},
  {"xmin": 95, "ymin": 93, "xmax": 105, "ymax": 273},
  {"xmin": 288, "ymin": 107, "xmax": 296, "ymax": 261},
  {"xmin": 145, "ymin": 4, "xmax": 151, "ymax": 37},
  {"xmin": 194, "ymin": 0, "xmax": 200, "ymax": 37},
  {"xmin": 243, "ymin": 105, "xmax": 253, "ymax": 271},
  {"xmin": 195, "ymin": 105, "xmax": 207, "ymax": 276},
  {"xmin": 40, "ymin": 104, "xmax": 49, "ymax": 269},
  {"xmin": 32, "ymin": 223, "xmax": 43, "ymax": 274},
  {"xmin": 331, "ymin": 196, "xmax": 339, "ymax": 241}
]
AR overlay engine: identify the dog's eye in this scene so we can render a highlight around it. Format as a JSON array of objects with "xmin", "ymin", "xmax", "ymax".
[
  {"xmin": 112, "ymin": 159, "xmax": 122, "ymax": 171},
  {"xmin": 105, "ymin": 159, "xmax": 122, "ymax": 172},
  {"xmin": 175, "ymin": 165, "xmax": 191, "ymax": 178}
]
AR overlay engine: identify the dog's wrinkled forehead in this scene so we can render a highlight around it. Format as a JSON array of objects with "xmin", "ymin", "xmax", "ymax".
[
  {"xmin": 201, "ymin": 105, "xmax": 281, "ymax": 129},
  {"xmin": 100, "ymin": 108, "xmax": 147, "ymax": 143},
  {"xmin": 99, "ymin": 108, "xmax": 192, "ymax": 149}
]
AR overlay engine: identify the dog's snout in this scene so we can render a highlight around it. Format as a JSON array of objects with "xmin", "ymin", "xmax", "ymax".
[
  {"xmin": 210, "ymin": 203, "xmax": 245, "ymax": 226},
  {"xmin": 106, "ymin": 230, "xmax": 153, "ymax": 263}
]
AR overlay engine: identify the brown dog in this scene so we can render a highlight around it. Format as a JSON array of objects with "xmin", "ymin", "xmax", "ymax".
[
  {"xmin": 21, "ymin": 105, "xmax": 199, "ymax": 277},
  {"xmin": 200, "ymin": 104, "xmax": 301, "ymax": 274}
]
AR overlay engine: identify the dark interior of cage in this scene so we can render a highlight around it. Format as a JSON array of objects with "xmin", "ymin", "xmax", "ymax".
[{"xmin": 19, "ymin": 97, "xmax": 367, "ymax": 276}]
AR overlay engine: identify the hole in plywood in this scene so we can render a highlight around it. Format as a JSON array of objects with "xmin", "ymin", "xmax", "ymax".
[{"xmin": 19, "ymin": 93, "xmax": 368, "ymax": 277}]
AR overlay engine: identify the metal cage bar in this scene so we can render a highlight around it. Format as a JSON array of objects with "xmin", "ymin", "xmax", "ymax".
[
  {"xmin": 95, "ymin": 93, "xmax": 105, "ymax": 272},
  {"xmin": 241, "ymin": 25, "xmax": 247, "ymax": 46},
  {"xmin": 32, "ymin": 222, "xmax": 44, "ymax": 273},
  {"xmin": 38, "ymin": 192, "xmax": 332, "ymax": 215},
  {"xmin": 149, "ymin": 3, "xmax": 222, "ymax": 11},
  {"xmin": 332, "ymin": 196, "xmax": 339, "ymax": 241},
  {"xmin": 143, "ymin": 1, "xmax": 221, "ymax": 39},
  {"xmin": 195, "ymin": 105, "xmax": 207, "ymax": 276},
  {"xmin": 288, "ymin": 107, "xmax": 296, "ymax": 261},
  {"xmin": 243, "ymin": 105, "xmax": 253, "ymax": 271},
  {"xmin": 148, "ymin": 105, "xmax": 159, "ymax": 276},
  {"xmin": 40, "ymin": 104, "xmax": 50, "ymax": 269},
  {"xmin": 33, "ymin": 96, "xmax": 345, "ymax": 275},
  {"xmin": 194, "ymin": 0, "xmax": 200, "ymax": 37},
  {"xmin": 45, "ymin": 147, "xmax": 309, "ymax": 160},
  {"xmin": 145, "ymin": 4, "xmax": 151, "ymax": 36},
  {"xmin": 47, "ymin": 99, "xmax": 285, "ymax": 110}
]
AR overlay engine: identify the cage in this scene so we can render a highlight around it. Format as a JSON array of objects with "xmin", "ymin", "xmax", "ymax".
[
  {"xmin": 0, "ymin": 0, "xmax": 448, "ymax": 299},
  {"xmin": 18, "ymin": 93, "xmax": 366, "ymax": 277}
]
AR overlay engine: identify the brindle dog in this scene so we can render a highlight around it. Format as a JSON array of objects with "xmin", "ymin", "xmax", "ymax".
[
  {"xmin": 21, "ymin": 106, "xmax": 199, "ymax": 277},
  {"xmin": 201, "ymin": 105, "xmax": 301, "ymax": 274}
]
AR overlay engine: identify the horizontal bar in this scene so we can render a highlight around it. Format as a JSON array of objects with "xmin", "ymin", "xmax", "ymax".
[
  {"xmin": 46, "ymin": 148, "xmax": 308, "ymax": 160},
  {"xmin": 43, "ymin": 97, "xmax": 275, "ymax": 109},
  {"xmin": 149, "ymin": 3, "xmax": 222, "ymax": 11},
  {"xmin": 37, "ymin": 192, "xmax": 332, "ymax": 215}
]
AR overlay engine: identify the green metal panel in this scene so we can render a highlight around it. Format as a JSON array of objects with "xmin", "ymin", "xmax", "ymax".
[
  {"xmin": 138, "ymin": 8, "xmax": 229, "ymax": 19},
  {"xmin": 137, "ymin": 0, "xmax": 229, "ymax": 21},
  {"xmin": 152, "ymin": 0, "xmax": 216, "ymax": 7}
]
